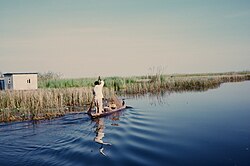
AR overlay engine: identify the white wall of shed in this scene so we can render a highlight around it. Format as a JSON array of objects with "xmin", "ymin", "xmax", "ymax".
[{"xmin": 12, "ymin": 74, "xmax": 38, "ymax": 90}]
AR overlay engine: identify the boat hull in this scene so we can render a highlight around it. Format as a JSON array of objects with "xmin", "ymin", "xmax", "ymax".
[{"xmin": 88, "ymin": 105, "xmax": 127, "ymax": 118}]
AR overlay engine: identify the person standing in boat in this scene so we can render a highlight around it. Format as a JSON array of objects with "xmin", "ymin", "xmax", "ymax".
[{"xmin": 93, "ymin": 76, "xmax": 104, "ymax": 115}]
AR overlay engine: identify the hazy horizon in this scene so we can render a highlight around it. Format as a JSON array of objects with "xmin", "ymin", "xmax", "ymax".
[{"xmin": 1, "ymin": 0, "xmax": 250, "ymax": 78}]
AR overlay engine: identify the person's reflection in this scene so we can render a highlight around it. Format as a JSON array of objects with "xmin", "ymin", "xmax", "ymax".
[
  {"xmin": 93, "ymin": 111, "xmax": 123, "ymax": 156},
  {"xmin": 94, "ymin": 118, "xmax": 111, "ymax": 156}
]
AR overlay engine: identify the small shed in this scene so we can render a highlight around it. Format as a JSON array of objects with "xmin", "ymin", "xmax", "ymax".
[{"xmin": 3, "ymin": 72, "xmax": 38, "ymax": 90}]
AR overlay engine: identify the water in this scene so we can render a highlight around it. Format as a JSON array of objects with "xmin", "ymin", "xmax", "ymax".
[{"xmin": 0, "ymin": 81, "xmax": 250, "ymax": 166}]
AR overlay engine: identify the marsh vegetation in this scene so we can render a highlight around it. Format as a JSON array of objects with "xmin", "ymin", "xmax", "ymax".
[
  {"xmin": 0, "ymin": 88, "xmax": 114, "ymax": 122},
  {"xmin": 39, "ymin": 71, "xmax": 250, "ymax": 94},
  {"xmin": 0, "ymin": 71, "xmax": 250, "ymax": 122}
]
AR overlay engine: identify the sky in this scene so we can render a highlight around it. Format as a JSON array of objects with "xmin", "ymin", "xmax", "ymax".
[{"xmin": 0, "ymin": 0, "xmax": 250, "ymax": 78}]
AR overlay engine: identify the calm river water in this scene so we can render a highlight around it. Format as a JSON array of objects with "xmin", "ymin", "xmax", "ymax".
[{"xmin": 0, "ymin": 81, "xmax": 250, "ymax": 166}]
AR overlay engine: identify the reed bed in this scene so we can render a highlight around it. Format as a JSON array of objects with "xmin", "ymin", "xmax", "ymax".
[
  {"xmin": 38, "ymin": 72, "xmax": 250, "ymax": 92},
  {"xmin": 0, "ymin": 88, "xmax": 114, "ymax": 122},
  {"xmin": 1, "ymin": 71, "xmax": 249, "ymax": 123},
  {"xmin": 123, "ymin": 73, "xmax": 250, "ymax": 94}
]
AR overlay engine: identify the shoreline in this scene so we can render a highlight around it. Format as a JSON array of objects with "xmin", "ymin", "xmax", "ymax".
[{"xmin": 1, "ymin": 71, "xmax": 250, "ymax": 123}]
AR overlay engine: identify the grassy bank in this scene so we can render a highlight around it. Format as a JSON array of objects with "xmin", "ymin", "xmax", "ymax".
[{"xmin": 1, "ymin": 71, "xmax": 250, "ymax": 123}]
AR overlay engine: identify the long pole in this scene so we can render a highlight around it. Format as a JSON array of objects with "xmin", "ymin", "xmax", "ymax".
[{"xmin": 87, "ymin": 96, "xmax": 95, "ymax": 114}]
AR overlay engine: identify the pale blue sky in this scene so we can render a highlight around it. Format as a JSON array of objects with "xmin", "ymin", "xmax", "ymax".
[{"xmin": 1, "ymin": 0, "xmax": 250, "ymax": 77}]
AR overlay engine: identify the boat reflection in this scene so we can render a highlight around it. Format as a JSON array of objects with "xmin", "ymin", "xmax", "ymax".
[{"xmin": 109, "ymin": 112, "xmax": 122, "ymax": 126}]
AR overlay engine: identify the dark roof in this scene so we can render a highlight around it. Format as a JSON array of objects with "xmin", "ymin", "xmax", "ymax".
[{"xmin": 3, "ymin": 72, "xmax": 38, "ymax": 76}]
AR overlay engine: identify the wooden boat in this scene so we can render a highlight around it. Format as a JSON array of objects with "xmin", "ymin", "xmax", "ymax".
[
  {"xmin": 87, "ymin": 96, "xmax": 130, "ymax": 118},
  {"xmin": 87, "ymin": 105, "xmax": 127, "ymax": 118}
]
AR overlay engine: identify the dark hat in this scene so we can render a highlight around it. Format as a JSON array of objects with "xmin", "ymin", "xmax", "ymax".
[{"xmin": 94, "ymin": 81, "xmax": 99, "ymax": 85}]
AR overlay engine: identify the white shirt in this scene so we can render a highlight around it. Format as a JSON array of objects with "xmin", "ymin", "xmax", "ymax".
[{"xmin": 94, "ymin": 80, "xmax": 104, "ymax": 99}]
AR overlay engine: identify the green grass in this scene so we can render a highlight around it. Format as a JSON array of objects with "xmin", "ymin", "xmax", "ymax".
[
  {"xmin": 38, "ymin": 71, "xmax": 250, "ymax": 94},
  {"xmin": 38, "ymin": 76, "xmax": 138, "ymax": 90}
]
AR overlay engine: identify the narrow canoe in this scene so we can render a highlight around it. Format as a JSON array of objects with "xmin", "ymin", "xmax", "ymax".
[{"xmin": 88, "ymin": 105, "xmax": 127, "ymax": 118}]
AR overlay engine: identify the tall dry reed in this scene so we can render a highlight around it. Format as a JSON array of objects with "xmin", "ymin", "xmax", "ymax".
[
  {"xmin": 123, "ymin": 73, "xmax": 250, "ymax": 94},
  {"xmin": 0, "ymin": 88, "xmax": 114, "ymax": 122}
]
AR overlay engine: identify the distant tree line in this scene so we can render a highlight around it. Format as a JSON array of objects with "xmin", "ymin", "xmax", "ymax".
[{"xmin": 38, "ymin": 71, "xmax": 62, "ymax": 81}]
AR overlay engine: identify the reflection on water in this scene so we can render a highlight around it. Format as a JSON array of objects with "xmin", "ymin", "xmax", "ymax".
[
  {"xmin": 94, "ymin": 118, "xmax": 106, "ymax": 145},
  {"xmin": 148, "ymin": 92, "xmax": 170, "ymax": 106},
  {"xmin": 121, "ymin": 92, "xmax": 170, "ymax": 107},
  {"xmin": 93, "ymin": 110, "xmax": 124, "ymax": 156},
  {"xmin": 94, "ymin": 118, "xmax": 111, "ymax": 156},
  {"xmin": 93, "ymin": 112, "xmax": 123, "ymax": 156},
  {"xmin": 109, "ymin": 112, "xmax": 122, "ymax": 126}
]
